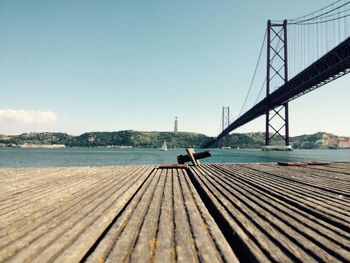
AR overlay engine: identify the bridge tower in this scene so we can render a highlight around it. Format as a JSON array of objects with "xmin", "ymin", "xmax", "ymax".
[
  {"xmin": 221, "ymin": 107, "xmax": 230, "ymax": 147},
  {"xmin": 266, "ymin": 19, "xmax": 289, "ymax": 146}
]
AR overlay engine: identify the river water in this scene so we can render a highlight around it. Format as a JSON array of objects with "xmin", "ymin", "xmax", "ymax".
[{"xmin": 0, "ymin": 147, "xmax": 349, "ymax": 168}]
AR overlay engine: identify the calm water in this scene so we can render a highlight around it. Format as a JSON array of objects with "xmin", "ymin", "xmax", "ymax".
[{"xmin": 0, "ymin": 147, "xmax": 349, "ymax": 168}]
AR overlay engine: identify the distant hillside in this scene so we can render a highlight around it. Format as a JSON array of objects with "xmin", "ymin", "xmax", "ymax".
[
  {"xmin": 290, "ymin": 132, "xmax": 348, "ymax": 149},
  {"xmin": 215, "ymin": 133, "xmax": 265, "ymax": 149},
  {"xmin": 0, "ymin": 131, "xmax": 348, "ymax": 149},
  {"xmin": 222, "ymin": 132, "xmax": 349, "ymax": 149},
  {"xmin": 67, "ymin": 131, "xmax": 212, "ymax": 148},
  {"xmin": 0, "ymin": 131, "xmax": 212, "ymax": 148},
  {"xmin": 0, "ymin": 132, "xmax": 71, "ymax": 146}
]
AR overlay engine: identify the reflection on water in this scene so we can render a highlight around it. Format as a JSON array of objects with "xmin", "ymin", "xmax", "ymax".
[{"xmin": 0, "ymin": 147, "xmax": 349, "ymax": 168}]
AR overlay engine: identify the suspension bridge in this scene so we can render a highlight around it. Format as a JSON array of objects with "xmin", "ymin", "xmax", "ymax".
[
  {"xmin": 1, "ymin": 2, "xmax": 350, "ymax": 262},
  {"xmin": 210, "ymin": 0, "xmax": 350, "ymax": 147}
]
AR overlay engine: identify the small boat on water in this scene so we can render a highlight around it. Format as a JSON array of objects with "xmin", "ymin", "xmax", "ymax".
[{"xmin": 160, "ymin": 140, "xmax": 168, "ymax": 151}]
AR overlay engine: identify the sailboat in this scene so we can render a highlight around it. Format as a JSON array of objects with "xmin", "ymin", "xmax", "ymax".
[{"xmin": 160, "ymin": 140, "xmax": 168, "ymax": 151}]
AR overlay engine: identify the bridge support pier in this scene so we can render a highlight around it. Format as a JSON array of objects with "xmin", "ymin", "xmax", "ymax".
[{"xmin": 266, "ymin": 19, "xmax": 289, "ymax": 146}]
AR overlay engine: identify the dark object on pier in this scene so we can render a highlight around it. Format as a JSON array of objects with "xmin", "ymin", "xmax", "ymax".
[
  {"xmin": 278, "ymin": 162, "xmax": 308, "ymax": 166},
  {"xmin": 177, "ymin": 148, "xmax": 211, "ymax": 166},
  {"xmin": 278, "ymin": 161, "xmax": 330, "ymax": 166},
  {"xmin": 308, "ymin": 162, "xmax": 330, "ymax": 165},
  {"xmin": 158, "ymin": 164, "xmax": 189, "ymax": 169}
]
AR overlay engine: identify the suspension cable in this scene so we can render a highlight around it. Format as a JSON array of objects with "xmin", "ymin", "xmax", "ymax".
[
  {"xmin": 291, "ymin": 13, "xmax": 350, "ymax": 25},
  {"xmin": 237, "ymin": 30, "xmax": 267, "ymax": 117},
  {"xmin": 292, "ymin": 7, "xmax": 350, "ymax": 24},
  {"xmin": 254, "ymin": 78, "xmax": 266, "ymax": 105},
  {"xmin": 290, "ymin": 1, "xmax": 350, "ymax": 24},
  {"xmin": 288, "ymin": 0, "xmax": 343, "ymax": 22}
]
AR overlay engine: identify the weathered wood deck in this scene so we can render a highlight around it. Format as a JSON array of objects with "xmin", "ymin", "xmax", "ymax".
[{"xmin": 0, "ymin": 162, "xmax": 349, "ymax": 262}]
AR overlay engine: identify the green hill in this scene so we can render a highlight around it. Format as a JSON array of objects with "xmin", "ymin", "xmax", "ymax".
[
  {"xmin": 0, "ymin": 132, "xmax": 71, "ymax": 146},
  {"xmin": 0, "ymin": 131, "xmax": 212, "ymax": 148},
  {"xmin": 67, "ymin": 131, "xmax": 212, "ymax": 148}
]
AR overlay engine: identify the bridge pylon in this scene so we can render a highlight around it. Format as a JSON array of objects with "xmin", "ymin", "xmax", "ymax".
[{"xmin": 266, "ymin": 19, "xmax": 289, "ymax": 146}]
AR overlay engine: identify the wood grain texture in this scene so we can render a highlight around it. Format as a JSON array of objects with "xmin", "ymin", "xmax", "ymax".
[
  {"xmin": 189, "ymin": 163, "xmax": 350, "ymax": 262},
  {"xmin": 1, "ymin": 163, "xmax": 349, "ymax": 262}
]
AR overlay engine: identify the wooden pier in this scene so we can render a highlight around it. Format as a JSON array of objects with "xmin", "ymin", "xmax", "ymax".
[{"xmin": 0, "ymin": 163, "xmax": 349, "ymax": 262}]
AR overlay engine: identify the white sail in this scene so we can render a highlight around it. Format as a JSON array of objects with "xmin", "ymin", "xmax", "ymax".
[{"xmin": 161, "ymin": 140, "xmax": 168, "ymax": 151}]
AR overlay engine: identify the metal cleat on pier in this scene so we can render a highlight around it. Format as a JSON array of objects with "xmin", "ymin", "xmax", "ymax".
[{"xmin": 177, "ymin": 148, "xmax": 211, "ymax": 166}]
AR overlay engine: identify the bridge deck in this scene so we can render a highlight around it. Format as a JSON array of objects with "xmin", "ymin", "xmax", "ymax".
[{"xmin": 0, "ymin": 163, "xmax": 349, "ymax": 262}]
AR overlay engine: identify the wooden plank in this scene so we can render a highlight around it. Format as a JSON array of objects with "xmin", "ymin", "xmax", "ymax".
[
  {"xmin": 0, "ymin": 167, "xmax": 139, "ymax": 240},
  {"xmin": 1, "ymin": 163, "xmax": 349, "ymax": 262},
  {"xmin": 175, "ymin": 169, "xmax": 237, "ymax": 262},
  {"xmin": 189, "ymin": 163, "xmax": 350, "ymax": 262},
  {"xmin": 254, "ymin": 163, "xmax": 350, "ymax": 197},
  {"xmin": 188, "ymin": 166, "xmax": 271, "ymax": 262},
  {"xmin": 172, "ymin": 169, "xmax": 198, "ymax": 261},
  {"xmin": 86, "ymin": 168, "xmax": 238, "ymax": 263},
  {"xmin": 53, "ymin": 166, "xmax": 155, "ymax": 263},
  {"xmin": 84, "ymin": 168, "xmax": 161, "ymax": 262},
  {"xmin": 0, "ymin": 165, "xmax": 154, "ymax": 262},
  {"xmin": 209, "ymin": 164, "xmax": 350, "ymax": 259},
  {"xmin": 222, "ymin": 164, "xmax": 350, "ymax": 225}
]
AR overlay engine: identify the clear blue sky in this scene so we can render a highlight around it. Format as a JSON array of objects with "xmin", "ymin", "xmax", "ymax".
[{"xmin": 0, "ymin": 0, "xmax": 349, "ymax": 136}]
